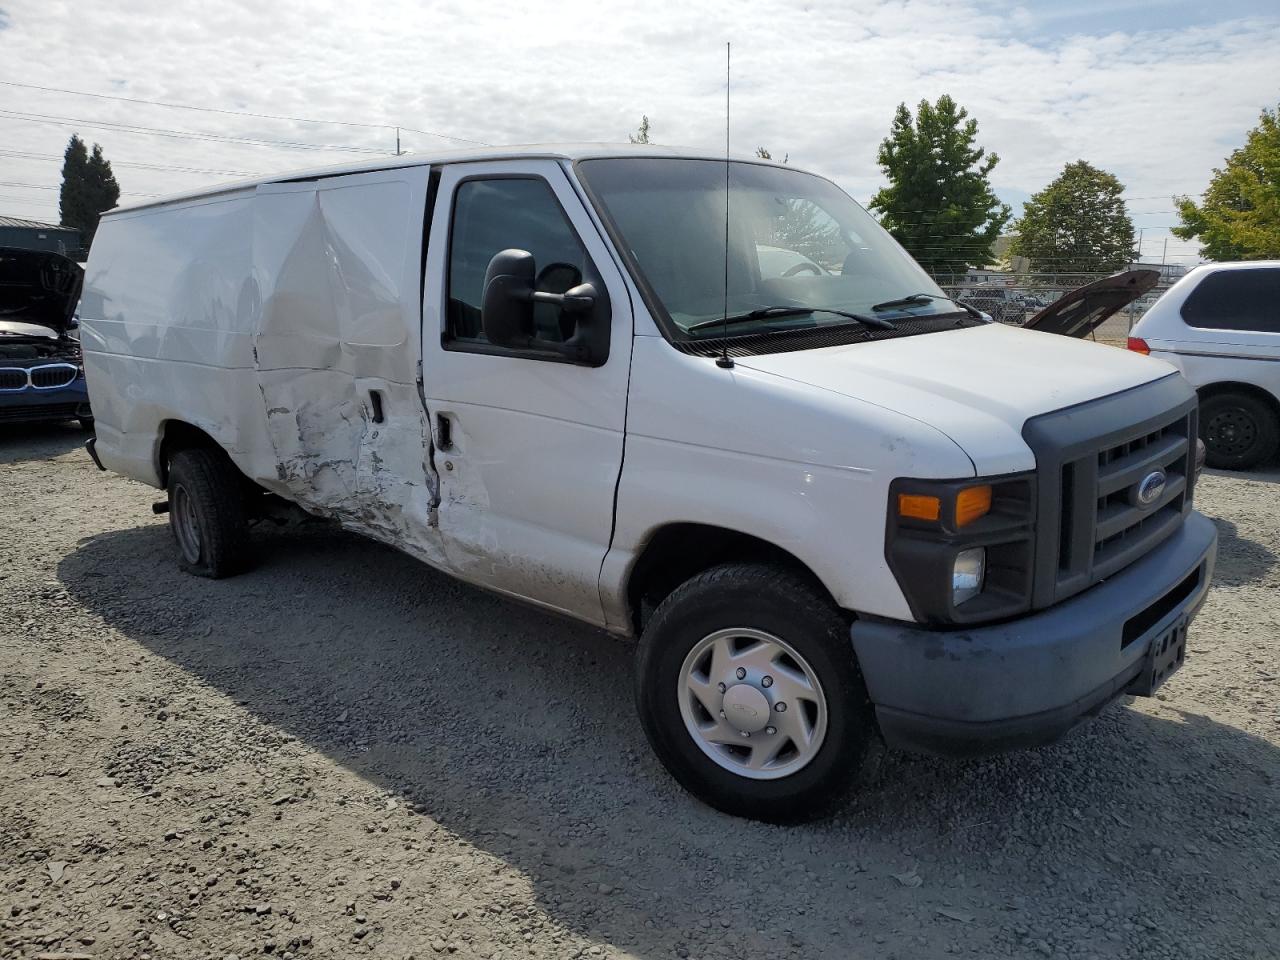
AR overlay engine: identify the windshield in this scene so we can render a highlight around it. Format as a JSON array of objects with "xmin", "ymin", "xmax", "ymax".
[{"xmin": 576, "ymin": 158, "xmax": 952, "ymax": 338}]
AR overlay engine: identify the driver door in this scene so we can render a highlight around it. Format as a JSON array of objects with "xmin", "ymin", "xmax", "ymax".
[{"xmin": 421, "ymin": 160, "xmax": 633, "ymax": 624}]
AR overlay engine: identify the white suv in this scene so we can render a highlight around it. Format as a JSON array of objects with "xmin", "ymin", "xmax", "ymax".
[{"xmin": 1130, "ymin": 261, "xmax": 1280, "ymax": 470}]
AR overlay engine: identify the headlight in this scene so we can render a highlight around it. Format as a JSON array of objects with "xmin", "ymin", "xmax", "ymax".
[
  {"xmin": 886, "ymin": 474, "xmax": 1035, "ymax": 626},
  {"xmin": 952, "ymin": 548, "xmax": 985, "ymax": 605}
]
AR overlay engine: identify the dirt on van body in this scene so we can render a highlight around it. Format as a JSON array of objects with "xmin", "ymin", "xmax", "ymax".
[{"xmin": 1, "ymin": 423, "xmax": 1278, "ymax": 960}]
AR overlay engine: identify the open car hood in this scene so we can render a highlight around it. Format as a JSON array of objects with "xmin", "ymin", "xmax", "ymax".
[
  {"xmin": 0, "ymin": 247, "xmax": 83, "ymax": 336},
  {"xmin": 1022, "ymin": 269, "xmax": 1159, "ymax": 337}
]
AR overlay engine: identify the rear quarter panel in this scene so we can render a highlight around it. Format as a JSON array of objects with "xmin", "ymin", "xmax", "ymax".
[{"xmin": 80, "ymin": 193, "xmax": 278, "ymax": 488}]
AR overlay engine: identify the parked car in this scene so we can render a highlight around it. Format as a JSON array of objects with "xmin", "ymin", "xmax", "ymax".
[
  {"xmin": 81, "ymin": 146, "xmax": 1217, "ymax": 822},
  {"xmin": 957, "ymin": 285, "xmax": 1029, "ymax": 325},
  {"xmin": 1129, "ymin": 261, "xmax": 1280, "ymax": 469},
  {"xmin": 1020, "ymin": 269, "xmax": 1159, "ymax": 338},
  {"xmin": 0, "ymin": 247, "xmax": 92, "ymax": 429}
]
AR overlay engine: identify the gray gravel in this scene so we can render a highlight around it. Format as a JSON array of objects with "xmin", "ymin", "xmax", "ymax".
[{"xmin": 2, "ymin": 422, "xmax": 1278, "ymax": 960}]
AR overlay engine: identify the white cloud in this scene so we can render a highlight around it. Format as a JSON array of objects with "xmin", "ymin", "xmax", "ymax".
[{"xmin": 1, "ymin": 0, "xmax": 1276, "ymax": 263}]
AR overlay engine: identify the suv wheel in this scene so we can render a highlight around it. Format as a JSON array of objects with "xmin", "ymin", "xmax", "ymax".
[
  {"xmin": 167, "ymin": 448, "xmax": 251, "ymax": 578},
  {"xmin": 635, "ymin": 563, "xmax": 881, "ymax": 823},
  {"xmin": 1200, "ymin": 392, "xmax": 1280, "ymax": 470}
]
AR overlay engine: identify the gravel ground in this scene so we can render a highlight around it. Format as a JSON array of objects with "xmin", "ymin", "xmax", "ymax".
[{"xmin": 2, "ymin": 422, "xmax": 1278, "ymax": 960}]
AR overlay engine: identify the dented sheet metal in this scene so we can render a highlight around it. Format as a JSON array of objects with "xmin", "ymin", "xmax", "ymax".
[{"xmin": 252, "ymin": 171, "xmax": 445, "ymax": 566}]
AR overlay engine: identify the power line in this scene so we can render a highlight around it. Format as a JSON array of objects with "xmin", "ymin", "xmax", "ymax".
[
  {"xmin": 0, "ymin": 108, "xmax": 394, "ymax": 154},
  {"xmin": 0, "ymin": 77, "xmax": 489, "ymax": 146},
  {"xmin": 0, "ymin": 147, "xmax": 260, "ymax": 177},
  {"xmin": 0, "ymin": 179, "xmax": 158, "ymax": 198}
]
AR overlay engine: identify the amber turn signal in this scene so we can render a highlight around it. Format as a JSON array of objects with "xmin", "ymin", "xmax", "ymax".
[
  {"xmin": 897, "ymin": 493, "xmax": 941, "ymax": 521},
  {"xmin": 956, "ymin": 485, "xmax": 993, "ymax": 526}
]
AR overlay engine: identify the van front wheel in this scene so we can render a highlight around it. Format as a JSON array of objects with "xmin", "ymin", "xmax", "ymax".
[
  {"xmin": 635, "ymin": 563, "xmax": 880, "ymax": 822},
  {"xmin": 167, "ymin": 448, "xmax": 251, "ymax": 578}
]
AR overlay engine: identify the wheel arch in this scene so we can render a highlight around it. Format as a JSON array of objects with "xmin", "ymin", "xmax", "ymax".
[
  {"xmin": 156, "ymin": 419, "xmax": 229, "ymax": 486},
  {"xmin": 623, "ymin": 522, "xmax": 838, "ymax": 635},
  {"xmin": 1197, "ymin": 380, "xmax": 1280, "ymax": 419}
]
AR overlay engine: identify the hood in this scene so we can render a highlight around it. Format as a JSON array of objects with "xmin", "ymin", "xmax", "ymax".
[
  {"xmin": 1022, "ymin": 269, "xmax": 1159, "ymax": 337},
  {"xmin": 735, "ymin": 322, "xmax": 1174, "ymax": 475},
  {"xmin": 0, "ymin": 247, "xmax": 83, "ymax": 336},
  {"xmin": 0, "ymin": 319, "xmax": 60, "ymax": 340}
]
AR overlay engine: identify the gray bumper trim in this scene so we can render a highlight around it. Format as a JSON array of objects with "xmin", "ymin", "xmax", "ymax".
[{"xmin": 851, "ymin": 511, "xmax": 1218, "ymax": 756}]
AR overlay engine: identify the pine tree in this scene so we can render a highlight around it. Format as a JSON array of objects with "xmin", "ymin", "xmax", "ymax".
[
  {"xmin": 870, "ymin": 96, "xmax": 1010, "ymax": 275},
  {"xmin": 1011, "ymin": 161, "xmax": 1135, "ymax": 273},
  {"xmin": 629, "ymin": 116, "xmax": 652, "ymax": 144},
  {"xmin": 58, "ymin": 135, "xmax": 121, "ymax": 253}
]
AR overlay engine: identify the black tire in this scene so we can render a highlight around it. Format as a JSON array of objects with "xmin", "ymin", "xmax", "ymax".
[
  {"xmin": 635, "ymin": 563, "xmax": 881, "ymax": 823},
  {"xmin": 1200, "ymin": 391, "xmax": 1280, "ymax": 470},
  {"xmin": 166, "ymin": 448, "xmax": 251, "ymax": 578}
]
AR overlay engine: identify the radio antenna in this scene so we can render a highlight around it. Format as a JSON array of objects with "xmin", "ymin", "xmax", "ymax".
[{"xmin": 716, "ymin": 41, "xmax": 734, "ymax": 369}]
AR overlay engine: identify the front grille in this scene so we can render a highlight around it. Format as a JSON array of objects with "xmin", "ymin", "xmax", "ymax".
[
  {"xmin": 30, "ymin": 363, "xmax": 79, "ymax": 389},
  {"xmin": 1024, "ymin": 376, "xmax": 1199, "ymax": 609},
  {"xmin": 0, "ymin": 402, "xmax": 80, "ymax": 422},
  {"xmin": 0, "ymin": 363, "xmax": 80, "ymax": 391},
  {"xmin": 1091, "ymin": 418, "xmax": 1192, "ymax": 577}
]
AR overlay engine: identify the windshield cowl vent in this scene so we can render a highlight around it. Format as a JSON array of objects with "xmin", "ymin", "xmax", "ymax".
[{"xmin": 673, "ymin": 313, "xmax": 981, "ymax": 359}]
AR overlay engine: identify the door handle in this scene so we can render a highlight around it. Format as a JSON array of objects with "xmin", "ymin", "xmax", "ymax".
[
  {"xmin": 369, "ymin": 390, "xmax": 385, "ymax": 424},
  {"xmin": 436, "ymin": 413, "xmax": 453, "ymax": 450}
]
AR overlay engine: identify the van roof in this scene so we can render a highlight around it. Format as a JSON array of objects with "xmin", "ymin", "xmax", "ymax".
[{"xmin": 107, "ymin": 143, "xmax": 797, "ymax": 216}]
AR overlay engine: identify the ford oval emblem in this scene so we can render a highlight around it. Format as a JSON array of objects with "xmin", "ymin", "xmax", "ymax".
[{"xmin": 1136, "ymin": 469, "xmax": 1167, "ymax": 507}]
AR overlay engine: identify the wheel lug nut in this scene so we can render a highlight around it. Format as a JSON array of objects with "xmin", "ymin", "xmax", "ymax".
[
  {"xmin": 775, "ymin": 702, "xmax": 787, "ymax": 712},
  {"xmin": 766, "ymin": 726, "xmax": 776, "ymax": 735},
  {"xmin": 761, "ymin": 675, "xmax": 773, "ymax": 688},
  {"xmin": 717, "ymin": 682, "xmax": 726, "ymax": 693},
  {"xmin": 735, "ymin": 667, "xmax": 746, "ymax": 680}
]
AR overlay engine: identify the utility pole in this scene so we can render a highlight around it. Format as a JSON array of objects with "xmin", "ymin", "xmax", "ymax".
[{"xmin": 396, "ymin": 127, "xmax": 402, "ymax": 156}]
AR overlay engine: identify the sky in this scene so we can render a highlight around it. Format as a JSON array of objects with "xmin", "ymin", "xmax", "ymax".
[{"xmin": 2, "ymin": 0, "xmax": 1278, "ymax": 266}]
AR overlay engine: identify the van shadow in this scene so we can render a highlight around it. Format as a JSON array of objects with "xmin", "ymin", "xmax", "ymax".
[
  {"xmin": 1208, "ymin": 515, "xmax": 1278, "ymax": 586},
  {"xmin": 57, "ymin": 520, "xmax": 1280, "ymax": 959},
  {"xmin": 0, "ymin": 420, "xmax": 89, "ymax": 464}
]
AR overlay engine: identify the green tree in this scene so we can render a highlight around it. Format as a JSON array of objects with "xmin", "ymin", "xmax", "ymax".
[
  {"xmin": 1173, "ymin": 105, "xmax": 1280, "ymax": 260},
  {"xmin": 1010, "ymin": 160, "xmax": 1135, "ymax": 273},
  {"xmin": 870, "ymin": 96, "xmax": 1011, "ymax": 274},
  {"xmin": 58, "ymin": 135, "xmax": 121, "ymax": 251},
  {"xmin": 629, "ymin": 115, "xmax": 652, "ymax": 144}
]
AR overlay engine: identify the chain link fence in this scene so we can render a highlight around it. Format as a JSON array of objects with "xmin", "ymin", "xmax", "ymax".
[{"xmin": 931, "ymin": 271, "xmax": 1180, "ymax": 345}]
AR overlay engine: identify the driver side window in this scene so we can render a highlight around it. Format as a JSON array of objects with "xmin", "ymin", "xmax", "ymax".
[{"xmin": 446, "ymin": 177, "xmax": 593, "ymax": 346}]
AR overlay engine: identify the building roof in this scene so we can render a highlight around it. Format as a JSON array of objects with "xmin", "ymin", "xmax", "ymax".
[
  {"xmin": 108, "ymin": 143, "xmax": 799, "ymax": 216},
  {"xmin": 0, "ymin": 215, "xmax": 76, "ymax": 231}
]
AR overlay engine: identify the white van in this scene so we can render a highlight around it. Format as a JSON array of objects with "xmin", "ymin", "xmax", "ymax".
[
  {"xmin": 1129, "ymin": 261, "xmax": 1280, "ymax": 470},
  {"xmin": 81, "ymin": 145, "xmax": 1218, "ymax": 821}
]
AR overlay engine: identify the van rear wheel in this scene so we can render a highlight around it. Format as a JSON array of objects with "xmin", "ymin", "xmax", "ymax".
[
  {"xmin": 635, "ymin": 563, "xmax": 880, "ymax": 823},
  {"xmin": 1200, "ymin": 391, "xmax": 1280, "ymax": 470},
  {"xmin": 167, "ymin": 448, "xmax": 251, "ymax": 578}
]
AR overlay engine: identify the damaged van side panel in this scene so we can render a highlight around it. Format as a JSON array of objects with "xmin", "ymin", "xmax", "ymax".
[
  {"xmin": 252, "ymin": 171, "xmax": 445, "ymax": 566},
  {"xmin": 81, "ymin": 191, "xmax": 277, "ymax": 487}
]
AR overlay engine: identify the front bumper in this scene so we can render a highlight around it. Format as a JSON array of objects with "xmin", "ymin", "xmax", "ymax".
[
  {"xmin": 851, "ymin": 510, "xmax": 1218, "ymax": 756},
  {"xmin": 0, "ymin": 381, "xmax": 91, "ymax": 424}
]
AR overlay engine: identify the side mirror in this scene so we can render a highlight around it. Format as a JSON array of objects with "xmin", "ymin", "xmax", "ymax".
[
  {"xmin": 481, "ymin": 249, "xmax": 536, "ymax": 348},
  {"xmin": 480, "ymin": 249, "xmax": 611, "ymax": 366}
]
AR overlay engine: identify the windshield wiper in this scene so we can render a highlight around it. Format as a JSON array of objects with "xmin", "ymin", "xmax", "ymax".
[
  {"xmin": 686, "ymin": 305, "xmax": 895, "ymax": 333},
  {"xmin": 871, "ymin": 292, "xmax": 985, "ymax": 319}
]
